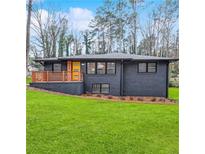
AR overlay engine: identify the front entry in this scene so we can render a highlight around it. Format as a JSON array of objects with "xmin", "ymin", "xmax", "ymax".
[{"xmin": 72, "ymin": 61, "xmax": 81, "ymax": 81}]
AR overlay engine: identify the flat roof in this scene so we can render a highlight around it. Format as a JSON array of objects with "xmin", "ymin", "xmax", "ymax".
[{"xmin": 34, "ymin": 53, "xmax": 179, "ymax": 62}]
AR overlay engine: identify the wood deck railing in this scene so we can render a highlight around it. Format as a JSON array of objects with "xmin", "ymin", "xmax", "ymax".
[{"xmin": 32, "ymin": 71, "xmax": 83, "ymax": 82}]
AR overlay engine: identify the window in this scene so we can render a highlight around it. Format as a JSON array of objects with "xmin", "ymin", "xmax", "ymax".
[
  {"xmin": 53, "ymin": 63, "xmax": 61, "ymax": 72},
  {"xmin": 107, "ymin": 62, "xmax": 116, "ymax": 74},
  {"xmin": 87, "ymin": 62, "xmax": 96, "ymax": 74},
  {"xmin": 138, "ymin": 62, "xmax": 157, "ymax": 73},
  {"xmin": 138, "ymin": 63, "xmax": 147, "ymax": 72},
  {"xmin": 92, "ymin": 83, "xmax": 110, "ymax": 94},
  {"xmin": 148, "ymin": 63, "xmax": 156, "ymax": 72},
  {"xmin": 87, "ymin": 62, "xmax": 116, "ymax": 75},
  {"xmin": 97, "ymin": 62, "xmax": 106, "ymax": 74},
  {"xmin": 101, "ymin": 84, "xmax": 109, "ymax": 94},
  {"xmin": 92, "ymin": 84, "xmax": 101, "ymax": 93}
]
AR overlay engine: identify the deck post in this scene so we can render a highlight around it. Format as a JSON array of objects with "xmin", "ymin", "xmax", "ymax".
[
  {"xmin": 63, "ymin": 71, "xmax": 65, "ymax": 81},
  {"xmin": 46, "ymin": 71, "xmax": 48, "ymax": 82},
  {"xmin": 34, "ymin": 72, "xmax": 36, "ymax": 82}
]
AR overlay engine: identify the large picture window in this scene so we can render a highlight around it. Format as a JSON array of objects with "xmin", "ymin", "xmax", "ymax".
[
  {"xmin": 87, "ymin": 62, "xmax": 96, "ymax": 74},
  {"xmin": 138, "ymin": 62, "xmax": 157, "ymax": 73},
  {"xmin": 107, "ymin": 62, "xmax": 116, "ymax": 74},
  {"xmin": 97, "ymin": 62, "xmax": 106, "ymax": 74},
  {"xmin": 92, "ymin": 83, "xmax": 110, "ymax": 94}
]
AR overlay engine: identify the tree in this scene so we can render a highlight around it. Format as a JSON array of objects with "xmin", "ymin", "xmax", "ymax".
[
  {"xmin": 72, "ymin": 34, "xmax": 83, "ymax": 55},
  {"xmin": 154, "ymin": 0, "xmax": 179, "ymax": 57},
  {"xmin": 65, "ymin": 34, "xmax": 74, "ymax": 56},
  {"xmin": 139, "ymin": 0, "xmax": 178, "ymax": 57},
  {"xmin": 58, "ymin": 18, "xmax": 68, "ymax": 57},
  {"xmin": 114, "ymin": 0, "xmax": 128, "ymax": 53},
  {"xmin": 128, "ymin": 0, "xmax": 144, "ymax": 54},
  {"xmin": 26, "ymin": 0, "xmax": 33, "ymax": 72},
  {"xmin": 82, "ymin": 30, "xmax": 93, "ymax": 54},
  {"xmin": 89, "ymin": 0, "xmax": 116, "ymax": 54},
  {"xmin": 31, "ymin": 9, "xmax": 69, "ymax": 58}
]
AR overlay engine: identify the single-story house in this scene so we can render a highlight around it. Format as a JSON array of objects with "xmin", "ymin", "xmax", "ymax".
[{"xmin": 30, "ymin": 53, "xmax": 178, "ymax": 97}]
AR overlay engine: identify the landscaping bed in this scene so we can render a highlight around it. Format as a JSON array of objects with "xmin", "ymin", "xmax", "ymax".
[
  {"xmin": 28, "ymin": 87, "xmax": 176, "ymax": 104},
  {"xmin": 82, "ymin": 93, "xmax": 176, "ymax": 104}
]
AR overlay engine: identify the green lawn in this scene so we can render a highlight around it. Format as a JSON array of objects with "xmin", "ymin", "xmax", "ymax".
[
  {"xmin": 26, "ymin": 77, "xmax": 32, "ymax": 84},
  {"xmin": 169, "ymin": 87, "xmax": 179, "ymax": 100},
  {"xmin": 27, "ymin": 89, "xmax": 178, "ymax": 154}
]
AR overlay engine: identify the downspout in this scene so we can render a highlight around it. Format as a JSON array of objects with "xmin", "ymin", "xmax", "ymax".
[
  {"xmin": 166, "ymin": 62, "xmax": 169, "ymax": 98},
  {"xmin": 120, "ymin": 60, "xmax": 124, "ymax": 96}
]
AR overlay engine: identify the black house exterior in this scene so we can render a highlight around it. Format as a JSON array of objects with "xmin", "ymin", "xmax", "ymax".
[{"xmin": 30, "ymin": 53, "xmax": 178, "ymax": 98}]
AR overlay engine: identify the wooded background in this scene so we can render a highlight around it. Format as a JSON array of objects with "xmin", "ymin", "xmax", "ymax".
[{"xmin": 26, "ymin": 0, "xmax": 179, "ymax": 86}]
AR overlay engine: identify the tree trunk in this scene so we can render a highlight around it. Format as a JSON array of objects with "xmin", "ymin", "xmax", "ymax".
[
  {"xmin": 26, "ymin": 0, "xmax": 32, "ymax": 73},
  {"xmin": 66, "ymin": 43, "xmax": 69, "ymax": 56}
]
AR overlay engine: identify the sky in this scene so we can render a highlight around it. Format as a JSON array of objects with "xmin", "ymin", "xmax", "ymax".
[{"xmin": 32, "ymin": 0, "xmax": 168, "ymax": 32}]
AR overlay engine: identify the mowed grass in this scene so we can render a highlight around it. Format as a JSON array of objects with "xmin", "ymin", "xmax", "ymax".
[
  {"xmin": 27, "ymin": 89, "xmax": 178, "ymax": 154},
  {"xmin": 26, "ymin": 77, "xmax": 32, "ymax": 84},
  {"xmin": 169, "ymin": 87, "xmax": 179, "ymax": 100}
]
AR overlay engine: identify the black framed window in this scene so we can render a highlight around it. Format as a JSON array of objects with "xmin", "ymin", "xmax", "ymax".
[
  {"xmin": 53, "ymin": 63, "xmax": 61, "ymax": 72},
  {"xmin": 87, "ymin": 62, "xmax": 116, "ymax": 75},
  {"xmin": 92, "ymin": 83, "xmax": 110, "ymax": 94},
  {"xmin": 101, "ymin": 84, "xmax": 110, "ymax": 94},
  {"xmin": 92, "ymin": 84, "xmax": 101, "ymax": 93},
  {"xmin": 107, "ymin": 62, "xmax": 116, "ymax": 74},
  {"xmin": 97, "ymin": 62, "xmax": 106, "ymax": 74},
  {"xmin": 148, "ymin": 63, "xmax": 157, "ymax": 72},
  {"xmin": 138, "ymin": 62, "xmax": 157, "ymax": 73},
  {"xmin": 87, "ymin": 62, "xmax": 96, "ymax": 74},
  {"xmin": 138, "ymin": 63, "xmax": 147, "ymax": 73}
]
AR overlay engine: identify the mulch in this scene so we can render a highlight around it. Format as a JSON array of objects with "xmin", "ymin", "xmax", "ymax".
[{"xmin": 27, "ymin": 87, "xmax": 176, "ymax": 105}]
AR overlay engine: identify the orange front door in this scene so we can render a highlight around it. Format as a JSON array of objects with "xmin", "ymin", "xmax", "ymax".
[{"xmin": 72, "ymin": 61, "xmax": 81, "ymax": 81}]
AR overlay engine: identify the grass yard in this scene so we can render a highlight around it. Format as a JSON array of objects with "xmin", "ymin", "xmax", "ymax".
[
  {"xmin": 27, "ymin": 89, "xmax": 178, "ymax": 154},
  {"xmin": 169, "ymin": 87, "xmax": 179, "ymax": 100},
  {"xmin": 26, "ymin": 77, "xmax": 32, "ymax": 84}
]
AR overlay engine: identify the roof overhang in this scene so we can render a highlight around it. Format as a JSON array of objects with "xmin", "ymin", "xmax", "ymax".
[{"xmin": 34, "ymin": 54, "xmax": 179, "ymax": 63}]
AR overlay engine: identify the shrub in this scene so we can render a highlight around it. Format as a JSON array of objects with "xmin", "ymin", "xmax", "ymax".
[
  {"xmin": 120, "ymin": 97, "xmax": 126, "ymax": 100},
  {"xmin": 151, "ymin": 98, "xmax": 156, "ymax": 102},
  {"xmin": 137, "ymin": 97, "xmax": 143, "ymax": 101},
  {"xmin": 129, "ymin": 97, "xmax": 134, "ymax": 100},
  {"xmin": 159, "ymin": 98, "xmax": 165, "ymax": 102},
  {"xmin": 169, "ymin": 77, "xmax": 179, "ymax": 87},
  {"xmin": 107, "ymin": 96, "xmax": 112, "ymax": 99}
]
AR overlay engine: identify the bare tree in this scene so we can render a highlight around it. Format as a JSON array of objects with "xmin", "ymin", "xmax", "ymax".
[
  {"xmin": 31, "ymin": 9, "xmax": 68, "ymax": 58},
  {"xmin": 26, "ymin": 0, "xmax": 33, "ymax": 72},
  {"xmin": 139, "ymin": 0, "xmax": 178, "ymax": 57}
]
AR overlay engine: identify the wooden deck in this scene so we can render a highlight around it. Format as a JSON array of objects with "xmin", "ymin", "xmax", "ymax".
[{"xmin": 32, "ymin": 71, "xmax": 83, "ymax": 82}]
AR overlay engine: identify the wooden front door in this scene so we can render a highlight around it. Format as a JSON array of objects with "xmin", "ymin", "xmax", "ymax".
[{"xmin": 72, "ymin": 61, "xmax": 81, "ymax": 81}]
